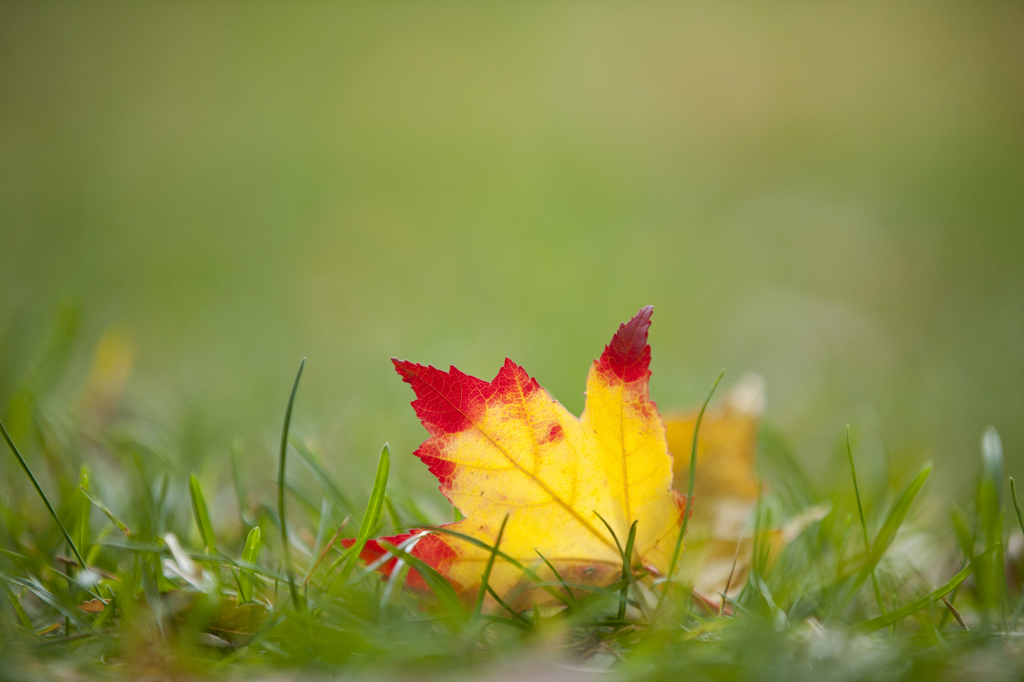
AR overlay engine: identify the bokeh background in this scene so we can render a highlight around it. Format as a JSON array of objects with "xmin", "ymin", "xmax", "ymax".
[{"xmin": 2, "ymin": 1, "xmax": 1022, "ymax": 510}]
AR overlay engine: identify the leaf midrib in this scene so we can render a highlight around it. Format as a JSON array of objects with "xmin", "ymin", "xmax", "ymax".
[{"xmin": 417, "ymin": 367, "xmax": 615, "ymax": 553}]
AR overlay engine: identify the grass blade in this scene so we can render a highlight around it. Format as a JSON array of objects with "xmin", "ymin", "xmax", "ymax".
[
  {"xmin": 535, "ymin": 551, "xmax": 578, "ymax": 610},
  {"xmin": 857, "ymin": 545, "xmax": 995, "ymax": 631},
  {"xmin": 1, "ymin": 419, "xmax": 89, "ymax": 574},
  {"xmin": 335, "ymin": 443, "xmax": 390, "ymax": 590},
  {"xmin": 758, "ymin": 424, "xmax": 817, "ymax": 509},
  {"xmin": 865, "ymin": 463, "xmax": 932, "ymax": 572},
  {"xmin": 977, "ymin": 427, "xmax": 1005, "ymax": 620},
  {"xmin": 847, "ymin": 462, "xmax": 932, "ymax": 604},
  {"xmin": 79, "ymin": 485, "xmax": 130, "ymax": 537},
  {"xmin": 618, "ymin": 520, "xmax": 639, "ymax": 620},
  {"xmin": 189, "ymin": 474, "xmax": 217, "ymax": 554},
  {"xmin": 1010, "ymin": 478, "xmax": 1024, "ymax": 538},
  {"xmin": 951, "ymin": 508, "xmax": 973, "ymax": 560},
  {"xmin": 75, "ymin": 470, "xmax": 90, "ymax": 560},
  {"xmin": 381, "ymin": 554, "xmax": 412, "ymax": 607},
  {"xmin": 0, "ymin": 572, "xmax": 94, "ymax": 632},
  {"xmin": 427, "ymin": 526, "xmax": 570, "ymax": 608},
  {"xmin": 593, "ymin": 511, "xmax": 625, "ymax": 557},
  {"xmin": 846, "ymin": 426, "xmax": 886, "ymax": 616},
  {"xmin": 487, "ymin": 585, "xmax": 530, "ymax": 624},
  {"xmin": 302, "ymin": 515, "xmax": 349, "ymax": 588},
  {"xmin": 0, "ymin": 578, "xmax": 33, "ymax": 630},
  {"xmin": 474, "ymin": 513, "xmax": 509, "ymax": 616},
  {"xmin": 277, "ymin": 358, "xmax": 305, "ymax": 610},
  {"xmin": 532, "ymin": 578, "xmax": 636, "ymax": 602},
  {"xmin": 383, "ymin": 494, "xmax": 402, "ymax": 532},
  {"xmin": 377, "ymin": 539, "xmax": 463, "ymax": 616},
  {"xmin": 230, "ymin": 438, "xmax": 249, "ymax": 527},
  {"xmin": 97, "ymin": 538, "xmax": 286, "ymax": 581},
  {"xmin": 657, "ymin": 369, "xmax": 724, "ymax": 614},
  {"xmin": 593, "ymin": 511, "xmax": 646, "ymax": 619},
  {"xmin": 289, "ymin": 435, "xmax": 354, "ymax": 517}
]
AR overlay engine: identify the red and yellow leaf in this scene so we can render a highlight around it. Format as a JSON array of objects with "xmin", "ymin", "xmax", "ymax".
[{"xmin": 356, "ymin": 306, "xmax": 687, "ymax": 607}]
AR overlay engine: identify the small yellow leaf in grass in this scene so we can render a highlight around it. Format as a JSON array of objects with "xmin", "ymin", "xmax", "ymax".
[
  {"xmin": 666, "ymin": 374, "xmax": 765, "ymax": 509},
  {"xmin": 80, "ymin": 326, "xmax": 136, "ymax": 423},
  {"xmin": 666, "ymin": 375, "xmax": 828, "ymax": 607}
]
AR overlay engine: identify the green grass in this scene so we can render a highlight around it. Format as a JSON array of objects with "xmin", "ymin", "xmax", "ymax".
[
  {"xmin": 2, "ymin": 326, "xmax": 1024, "ymax": 681},
  {"xmin": 2, "ymin": 4, "xmax": 1022, "ymax": 677}
]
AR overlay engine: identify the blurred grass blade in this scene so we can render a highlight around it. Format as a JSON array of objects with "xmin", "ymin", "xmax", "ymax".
[
  {"xmin": 76, "ymin": 470, "xmax": 91, "ymax": 559},
  {"xmin": 79, "ymin": 485, "xmax": 131, "ymax": 537},
  {"xmin": 278, "ymin": 358, "xmax": 305, "ymax": 611},
  {"xmin": 488, "ymin": 585, "xmax": 530, "ymax": 624},
  {"xmin": 98, "ymin": 538, "xmax": 286, "ymax": 581},
  {"xmin": 378, "ymin": 539, "xmax": 463, "ymax": 616},
  {"xmin": 189, "ymin": 474, "xmax": 217, "ymax": 554},
  {"xmin": 428, "ymin": 526, "xmax": 569, "ymax": 608},
  {"xmin": 981, "ymin": 427, "xmax": 1004, "ymax": 505},
  {"xmin": 951, "ymin": 508, "xmax": 974, "ymax": 559},
  {"xmin": 522, "ymin": 578, "xmax": 634, "ymax": 603},
  {"xmin": 230, "ymin": 438, "xmax": 249, "ymax": 527},
  {"xmin": 1, "ymin": 419, "xmax": 89, "ymax": 572},
  {"xmin": 755, "ymin": 574, "xmax": 788, "ymax": 631},
  {"xmin": 0, "ymin": 547, "xmax": 33, "ymax": 565},
  {"xmin": 311, "ymin": 498, "xmax": 332, "ymax": 564},
  {"xmin": 846, "ymin": 426, "xmax": 886, "ymax": 615},
  {"xmin": 1010, "ymin": 478, "xmax": 1024, "ymax": 538},
  {"xmin": 846, "ymin": 426, "xmax": 870, "ymax": 551},
  {"xmin": 618, "ymin": 520, "xmax": 639, "ymax": 620},
  {"xmin": 474, "ymin": 513, "xmax": 509, "ymax": 616},
  {"xmin": 289, "ymin": 435, "xmax": 353, "ymax": 517},
  {"xmin": 381, "ymin": 556, "xmax": 411, "ymax": 606},
  {"xmin": 758, "ymin": 425, "xmax": 817, "ymax": 508},
  {"xmin": 238, "ymin": 527, "xmax": 261, "ymax": 604},
  {"xmin": 0, "ymin": 572, "xmax": 93, "ymax": 632},
  {"xmin": 384, "ymin": 494, "xmax": 402, "ymax": 532},
  {"xmin": 535, "ymin": 551, "xmax": 577, "ymax": 610},
  {"xmin": 858, "ymin": 546, "xmax": 995, "ymax": 631},
  {"xmin": 302, "ymin": 516, "xmax": 349, "ymax": 588},
  {"xmin": 827, "ymin": 514, "xmax": 854, "ymax": 608},
  {"xmin": 977, "ymin": 427, "xmax": 1006, "ymax": 619},
  {"xmin": 0, "ymin": 579, "xmax": 33, "ymax": 630},
  {"xmin": 352, "ymin": 530, "xmax": 428, "ymax": 581},
  {"xmin": 848, "ymin": 462, "xmax": 932, "ymax": 602},
  {"xmin": 335, "ymin": 443, "xmax": 390, "ymax": 590}
]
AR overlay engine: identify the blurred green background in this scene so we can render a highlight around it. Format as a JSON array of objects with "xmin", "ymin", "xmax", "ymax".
[{"xmin": 1, "ymin": 1, "xmax": 1022, "ymax": 507}]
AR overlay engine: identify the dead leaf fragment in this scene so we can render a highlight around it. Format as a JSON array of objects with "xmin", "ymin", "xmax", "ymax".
[{"xmin": 79, "ymin": 598, "xmax": 110, "ymax": 613}]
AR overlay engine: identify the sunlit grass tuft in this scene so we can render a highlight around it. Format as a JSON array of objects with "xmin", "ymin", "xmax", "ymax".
[{"xmin": 2, "ymin": 324, "xmax": 1024, "ymax": 681}]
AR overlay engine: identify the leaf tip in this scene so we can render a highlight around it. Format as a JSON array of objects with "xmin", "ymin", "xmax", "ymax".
[{"xmin": 597, "ymin": 306, "xmax": 654, "ymax": 383}]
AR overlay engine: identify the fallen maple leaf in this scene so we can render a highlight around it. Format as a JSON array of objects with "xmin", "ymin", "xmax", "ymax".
[{"xmin": 353, "ymin": 306, "xmax": 687, "ymax": 608}]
